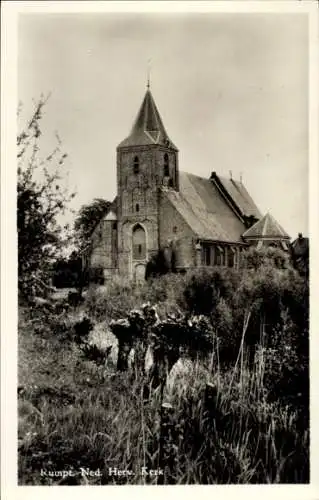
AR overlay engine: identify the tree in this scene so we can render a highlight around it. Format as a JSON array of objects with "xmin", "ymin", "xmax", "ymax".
[
  {"xmin": 18, "ymin": 95, "xmax": 75, "ymax": 299},
  {"xmin": 73, "ymin": 198, "xmax": 111, "ymax": 251},
  {"xmin": 52, "ymin": 251, "xmax": 83, "ymax": 289}
]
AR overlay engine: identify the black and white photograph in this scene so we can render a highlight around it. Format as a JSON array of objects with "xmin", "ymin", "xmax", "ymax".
[{"xmin": 1, "ymin": 0, "xmax": 318, "ymax": 494}]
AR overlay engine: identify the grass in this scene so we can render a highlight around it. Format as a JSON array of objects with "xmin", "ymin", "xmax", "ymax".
[{"xmin": 18, "ymin": 272, "xmax": 309, "ymax": 485}]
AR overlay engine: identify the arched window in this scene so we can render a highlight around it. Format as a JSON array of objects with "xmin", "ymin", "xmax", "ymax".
[
  {"xmin": 164, "ymin": 153, "xmax": 169, "ymax": 177},
  {"xmin": 132, "ymin": 224, "xmax": 146, "ymax": 260},
  {"xmin": 133, "ymin": 156, "xmax": 139, "ymax": 174},
  {"xmin": 135, "ymin": 203, "xmax": 140, "ymax": 213}
]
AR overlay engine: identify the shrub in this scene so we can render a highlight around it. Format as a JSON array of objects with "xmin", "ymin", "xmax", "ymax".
[
  {"xmin": 145, "ymin": 249, "xmax": 171, "ymax": 279},
  {"xmin": 80, "ymin": 343, "xmax": 112, "ymax": 366},
  {"xmin": 18, "ymin": 243, "xmax": 309, "ymax": 485},
  {"xmin": 85, "ymin": 277, "xmax": 142, "ymax": 321},
  {"xmin": 73, "ymin": 317, "xmax": 94, "ymax": 344},
  {"xmin": 240, "ymin": 246, "xmax": 290, "ymax": 271},
  {"xmin": 183, "ymin": 268, "xmax": 238, "ymax": 316},
  {"xmin": 89, "ymin": 266, "xmax": 105, "ymax": 285},
  {"xmin": 141, "ymin": 273, "xmax": 186, "ymax": 306},
  {"xmin": 85, "ymin": 274, "xmax": 186, "ymax": 323}
]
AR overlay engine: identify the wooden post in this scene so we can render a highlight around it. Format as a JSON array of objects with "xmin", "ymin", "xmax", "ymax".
[
  {"xmin": 158, "ymin": 402, "xmax": 174, "ymax": 485},
  {"xmin": 133, "ymin": 339, "xmax": 148, "ymax": 375},
  {"xmin": 117, "ymin": 341, "xmax": 131, "ymax": 371},
  {"xmin": 204, "ymin": 382, "xmax": 217, "ymax": 415}
]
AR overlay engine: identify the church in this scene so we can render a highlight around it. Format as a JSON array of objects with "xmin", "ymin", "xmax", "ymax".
[{"xmin": 87, "ymin": 84, "xmax": 290, "ymax": 281}]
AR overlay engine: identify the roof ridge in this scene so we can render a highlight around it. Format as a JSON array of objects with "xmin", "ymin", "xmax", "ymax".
[
  {"xmin": 118, "ymin": 88, "xmax": 177, "ymax": 150},
  {"xmin": 262, "ymin": 212, "xmax": 269, "ymax": 237},
  {"xmin": 216, "ymin": 174, "xmax": 261, "ymax": 219}
]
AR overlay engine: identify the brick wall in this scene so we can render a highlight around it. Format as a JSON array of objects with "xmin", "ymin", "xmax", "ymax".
[
  {"xmin": 89, "ymin": 220, "xmax": 117, "ymax": 273},
  {"xmin": 116, "ymin": 145, "xmax": 179, "ymax": 277},
  {"xmin": 159, "ymin": 190, "xmax": 196, "ymax": 269}
]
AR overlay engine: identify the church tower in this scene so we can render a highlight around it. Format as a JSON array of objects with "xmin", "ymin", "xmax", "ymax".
[{"xmin": 116, "ymin": 84, "xmax": 179, "ymax": 280}]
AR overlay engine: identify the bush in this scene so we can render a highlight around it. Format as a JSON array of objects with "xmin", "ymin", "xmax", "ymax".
[
  {"xmin": 241, "ymin": 246, "xmax": 290, "ymax": 271},
  {"xmin": 89, "ymin": 266, "xmax": 105, "ymax": 285},
  {"xmin": 141, "ymin": 273, "xmax": 186, "ymax": 306},
  {"xmin": 85, "ymin": 277, "xmax": 143, "ymax": 321},
  {"xmin": 183, "ymin": 268, "xmax": 238, "ymax": 316},
  {"xmin": 85, "ymin": 274, "xmax": 187, "ymax": 323},
  {"xmin": 18, "ymin": 246, "xmax": 309, "ymax": 484}
]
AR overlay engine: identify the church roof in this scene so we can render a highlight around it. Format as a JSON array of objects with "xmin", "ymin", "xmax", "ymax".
[
  {"xmin": 89, "ymin": 197, "xmax": 118, "ymax": 236},
  {"xmin": 103, "ymin": 210, "xmax": 117, "ymax": 221},
  {"xmin": 212, "ymin": 174, "xmax": 261, "ymax": 219},
  {"xmin": 242, "ymin": 212, "xmax": 290, "ymax": 240},
  {"xmin": 164, "ymin": 172, "xmax": 260, "ymax": 243},
  {"xmin": 117, "ymin": 88, "xmax": 178, "ymax": 150}
]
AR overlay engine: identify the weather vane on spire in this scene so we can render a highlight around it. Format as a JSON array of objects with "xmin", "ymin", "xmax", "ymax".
[{"xmin": 147, "ymin": 58, "xmax": 151, "ymax": 89}]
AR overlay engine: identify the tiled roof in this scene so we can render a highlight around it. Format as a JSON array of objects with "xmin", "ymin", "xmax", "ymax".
[
  {"xmin": 90, "ymin": 197, "xmax": 118, "ymax": 236},
  {"xmin": 163, "ymin": 172, "xmax": 251, "ymax": 243},
  {"xmin": 242, "ymin": 212, "xmax": 290, "ymax": 240},
  {"xmin": 117, "ymin": 89, "xmax": 177, "ymax": 150},
  {"xmin": 211, "ymin": 174, "xmax": 262, "ymax": 219}
]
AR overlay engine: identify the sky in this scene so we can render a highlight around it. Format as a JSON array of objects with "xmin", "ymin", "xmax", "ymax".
[{"xmin": 18, "ymin": 12, "xmax": 309, "ymax": 238}]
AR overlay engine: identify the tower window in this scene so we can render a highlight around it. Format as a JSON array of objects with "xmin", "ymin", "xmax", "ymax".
[
  {"xmin": 164, "ymin": 153, "xmax": 169, "ymax": 177},
  {"xmin": 133, "ymin": 156, "xmax": 139, "ymax": 174},
  {"xmin": 135, "ymin": 203, "xmax": 140, "ymax": 213},
  {"xmin": 132, "ymin": 224, "xmax": 146, "ymax": 260}
]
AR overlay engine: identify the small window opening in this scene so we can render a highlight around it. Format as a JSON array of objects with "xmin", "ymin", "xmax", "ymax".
[
  {"xmin": 133, "ymin": 156, "xmax": 139, "ymax": 174},
  {"xmin": 173, "ymin": 226, "xmax": 178, "ymax": 234},
  {"xmin": 135, "ymin": 203, "xmax": 140, "ymax": 213},
  {"xmin": 164, "ymin": 153, "xmax": 169, "ymax": 177},
  {"xmin": 203, "ymin": 244, "xmax": 211, "ymax": 266},
  {"xmin": 112, "ymin": 222, "xmax": 117, "ymax": 230},
  {"xmin": 214, "ymin": 245, "xmax": 224, "ymax": 266},
  {"xmin": 228, "ymin": 247, "xmax": 236, "ymax": 267},
  {"xmin": 138, "ymin": 244, "xmax": 142, "ymax": 255}
]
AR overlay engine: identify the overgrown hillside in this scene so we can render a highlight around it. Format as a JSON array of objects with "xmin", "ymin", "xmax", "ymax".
[{"xmin": 18, "ymin": 247, "xmax": 309, "ymax": 485}]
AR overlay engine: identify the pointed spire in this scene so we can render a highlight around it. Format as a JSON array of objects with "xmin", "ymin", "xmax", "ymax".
[{"xmin": 117, "ymin": 86, "xmax": 177, "ymax": 150}]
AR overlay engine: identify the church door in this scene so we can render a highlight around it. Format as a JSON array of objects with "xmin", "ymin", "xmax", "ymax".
[
  {"xmin": 134, "ymin": 263, "xmax": 146, "ymax": 283},
  {"xmin": 132, "ymin": 224, "xmax": 146, "ymax": 261},
  {"xmin": 132, "ymin": 224, "xmax": 147, "ymax": 282}
]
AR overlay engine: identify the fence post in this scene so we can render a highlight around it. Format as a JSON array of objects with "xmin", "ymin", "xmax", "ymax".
[
  {"xmin": 117, "ymin": 341, "xmax": 131, "ymax": 371},
  {"xmin": 204, "ymin": 382, "xmax": 218, "ymax": 415},
  {"xmin": 158, "ymin": 402, "xmax": 174, "ymax": 485}
]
